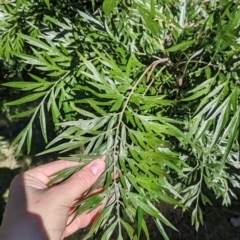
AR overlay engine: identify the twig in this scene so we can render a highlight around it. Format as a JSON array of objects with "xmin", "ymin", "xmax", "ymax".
[{"xmin": 143, "ymin": 58, "xmax": 169, "ymax": 96}]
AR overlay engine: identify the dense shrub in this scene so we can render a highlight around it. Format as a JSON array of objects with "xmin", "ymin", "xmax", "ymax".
[{"xmin": 1, "ymin": 0, "xmax": 240, "ymax": 239}]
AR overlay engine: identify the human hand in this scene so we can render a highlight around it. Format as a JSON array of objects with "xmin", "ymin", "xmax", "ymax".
[{"xmin": 0, "ymin": 157, "xmax": 105, "ymax": 240}]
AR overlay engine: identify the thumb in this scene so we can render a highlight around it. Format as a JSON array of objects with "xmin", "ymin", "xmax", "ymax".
[{"xmin": 56, "ymin": 158, "xmax": 105, "ymax": 205}]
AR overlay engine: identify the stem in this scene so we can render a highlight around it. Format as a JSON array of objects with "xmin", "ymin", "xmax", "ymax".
[
  {"xmin": 31, "ymin": 71, "xmax": 70, "ymax": 120},
  {"xmin": 15, "ymin": 71, "xmax": 70, "ymax": 154},
  {"xmin": 111, "ymin": 64, "xmax": 153, "ymax": 220},
  {"xmin": 143, "ymin": 65, "xmax": 167, "ymax": 96}
]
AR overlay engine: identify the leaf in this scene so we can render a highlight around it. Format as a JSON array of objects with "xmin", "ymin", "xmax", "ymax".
[
  {"xmin": 44, "ymin": 0, "xmax": 50, "ymax": 9},
  {"xmin": 5, "ymin": 92, "xmax": 47, "ymax": 106},
  {"xmin": 9, "ymin": 107, "xmax": 37, "ymax": 119},
  {"xmin": 137, "ymin": 206, "xmax": 144, "ymax": 239},
  {"xmin": 178, "ymin": 1, "xmax": 186, "ymax": 28},
  {"xmin": 207, "ymin": 93, "xmax": 230, "ymax": 120},
  {"xmin": 128, "ymin": 192, "xmax": 178, "ymax": 231},
  {"xmin": 154, "ymin": 218, "xmax": 171, "ymax": 240},
  {"xmin": 40, "ymin": 104, "xmax": 48, "ymax": 143},
  {"xmin": 74, "ymin": 194, "xmax": 103, "ymax": 214},
  {"xmin": 11, "ymin": 126, "xmax": 28, "ymax": 155},
  {"xmin": 222, "ymin": 109, "xmax": 240, "ymax": 163},
  {"xmin": 82, "ymin": 205, "xmax": 114, "ymax": 240},
  {"xmin": 120, "ymin": 219, "xmax": 135, "ymax": 239},
  {"xmin": 27, "ymin": 126, "xmax": 32, "ymax": 154},
  {"xmin": 77, "ymin": 53, "xmax": 104, "ymax": 83},
  {"xmin": 2, "ymin": 82, "xmax": 41, "ymax": 89},
  {"xmin": 141, "ymin": 218, "xmax": 150, "ymax": 240},
  {"xmin": 101, "ymin": 220, "xmax": 118, "ymax": 239},
  {"xmin": 188, "ymin": 77, "xmax": 215, "ymax": 93},
  {"xmin": 139, "ymin": 7, "xmax": 160, "ymax": 36},
  {"xmin": 49, "ymin": 91, "xmax": 61, "ymax": 127},
  {"xmin": 110, "ymin": 97, "xmax": 124, "ymax": 112},
  {"xmin": 183, "ymin": 49, "xmax": 204, "ymax": 73},
  {"xmin": 29, "ymin": 74, "xmax": 48, "ymax": 83},
  {"xmin": 87, "ymin": 99, "xmax": 108, "ymax": 116},
  {"xmin": 18, "ymin": 34, "xmax": 55, "ymax": 53},
  {"xmin": 165, "ymin": 40, "xmax": 195, "ymax": 52},
  {"xmin": 77, "ymin": 10, "xmax": 104, "ymax": 28},
  {"xmin": 44, "ymin": 16, "xmax": 72, "ymax": 30},
  {"xmin": 70, "ymin": 102, "xmax": 97, "ymax": 118},
  {"xmin": 103, "ymin": 0, "xmax": 118, "ymax": 17},
  {"xmin": 38, "ymin": 141, "xmax": 87, "ymax": 155},
  {"xmin": 182, "ymin": 88, "xmax": 209, "ymax": 102},
  {"xmin": 193, "ymin": 118, "xmax": 211, "ymax": 141},
  {"xmin": 92, "ymin": 135, "xmax": 105, "ymax": 153},
  {"xmin": 84, "ymin": 137, "xmax": 97, "ymax": 154}
]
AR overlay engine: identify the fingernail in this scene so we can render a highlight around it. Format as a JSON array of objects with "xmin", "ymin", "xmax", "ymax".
[{"xmin": 90, "ymin": 160, "xmax": 105, "ymax": 175}]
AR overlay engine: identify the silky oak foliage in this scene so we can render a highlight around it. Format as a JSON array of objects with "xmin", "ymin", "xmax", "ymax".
[{"xmin": 1, "ymin": 0, "xmax": 240, "ymax": 239}]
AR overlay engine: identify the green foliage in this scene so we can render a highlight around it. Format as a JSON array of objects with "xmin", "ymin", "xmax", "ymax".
[{"xmin": 1, "ymin": 0, "xmax": 240, "ymax": 238}]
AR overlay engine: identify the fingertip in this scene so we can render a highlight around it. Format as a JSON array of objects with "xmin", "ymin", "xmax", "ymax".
[{"xmin": 89, "ymin": 159, "xmax": 105, "ymax": 176}]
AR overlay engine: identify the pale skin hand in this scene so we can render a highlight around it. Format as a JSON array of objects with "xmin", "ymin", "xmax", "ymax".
[{"xmin": 0, "ymin": 157, "xmax": 105, "ymax": 240}]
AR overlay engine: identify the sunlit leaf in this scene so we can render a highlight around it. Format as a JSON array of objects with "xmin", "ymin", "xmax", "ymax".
[{"xmin": 103, "ymin": 0, "xmax": 119, "ymax": 17}]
